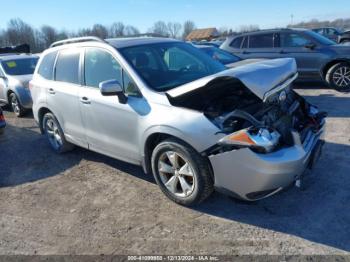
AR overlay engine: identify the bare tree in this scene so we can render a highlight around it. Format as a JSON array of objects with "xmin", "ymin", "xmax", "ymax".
[
  {"xmin": 91, "ymin": 24, "xmax": 108, "ymax": 39},
  {"xmin": 76, "ymin": 28, "xmax": 92, "ymax": 37},
  {"xmin": 288, "ymin": 18, "xmax": 350, "ymax": 30},
  {"xmin": 110, "ymin": 22, "xmax": 125, "ymax": 37},
  {"xmin": 150, "ymin": 21, "xmax": 169, "ymax": 37},
  {"xmin": 167, "ymin": 22, "xmax": 182, "ymax": 39},
  {"xmin": 5, "ymin": 18, "xmax": 37, "ymax": 50},
  {"xmin": 124, "ymin": 25, "xmax": 140, "ymax": 36},
  {"xmin": 182, "ymin": 20, "xmax": 196, "ymax": 39},
  {"xmin": 237, "ymin": 24, "xmax": 260, "ymax": 33},
  {"xmin": 41, "ymin": 25, "xmax": 58, "ymax": 48}
]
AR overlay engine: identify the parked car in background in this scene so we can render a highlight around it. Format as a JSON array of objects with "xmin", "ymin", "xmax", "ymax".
[
  {"xmin": 221, "ymin": 28, "xmax": 350, "ymax": 91},
  {"xmin": 0, "ymin": 107, "xmax": 5, "ymax": 134},
  {"xmin": 196, "ymin": 45, "xmax": 265, "ymax": 68},
  {"xmin": 191, "ymin": 40, "xmax": 224, "ymax": 47},
  {"xmin": 31, "ymin": 37, "xmax": 325, "ymax": 206},
  {"xmin": 0, "ymin": 54, "xmax": 39, "ymax": 116},
  {"xmin": 195, "ymin": 45, "xmax": 241, "ymax": 65},
  {"xmin": 339, "ymin": 29, "xmax": 350, "ymax": 44},
  {"xmin": 312, "ymin": 27, "xmax": 342, "ymax": 42}
]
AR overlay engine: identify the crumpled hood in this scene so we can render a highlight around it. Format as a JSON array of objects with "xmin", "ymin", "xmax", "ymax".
[
  {"xmin": 225, "ymin": 58, "xmax": 267, "ymax": 68},
  {"xmin": 167, "ymin": 58, "xmax": 297, "ymax": 100}
]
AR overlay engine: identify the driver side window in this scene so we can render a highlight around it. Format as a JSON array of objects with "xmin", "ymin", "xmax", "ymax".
[
  {"xmin": 281, "ymin": 33, "xmax": 313, "ymax": 47},
  {"xmin": 84, "ymin": 48, "xmax": 122, "ymax": 88}
]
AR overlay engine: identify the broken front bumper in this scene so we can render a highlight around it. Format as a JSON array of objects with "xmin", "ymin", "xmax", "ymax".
[{"xmin": 209, "ymin": 122, "xmax": 325, "ymax": 201}]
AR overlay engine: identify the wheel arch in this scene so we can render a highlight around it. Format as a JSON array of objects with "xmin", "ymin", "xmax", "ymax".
[
  {"xmin": 37, "ymin": 107, "xmax": 53, "ymax": 133},
  {"xmin": 321, "ymin": 59, "xmax": 350, "ymax": 79},
  {"xmin": 142, "ymin": 127, "xmax": 210, "ymax": 175}
]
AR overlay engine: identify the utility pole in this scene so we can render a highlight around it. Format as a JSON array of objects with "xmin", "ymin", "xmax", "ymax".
[{"xmin": 290, "ymin": 14, "xmax": 294, "ymax": 26}]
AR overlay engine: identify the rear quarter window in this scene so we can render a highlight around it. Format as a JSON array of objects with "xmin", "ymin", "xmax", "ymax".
[
  {"xmin": 230, "ymin": 37, "xmax": 243, "ymax": 48},
  {"xmin": 37, "ymin": 51, "xmax": 57, "ymax": 80},
  {"xmin": 55, "ymin": 49, "xmax": 80, "ymax": 84}
]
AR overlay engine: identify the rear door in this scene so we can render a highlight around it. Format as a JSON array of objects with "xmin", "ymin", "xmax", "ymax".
[
  {"xmin": 239, "ymin": 33, "xmax": 280, "ymax": 59},
  {"xmin": 47, "ymin": 48, "xmax": 87, "ymax": 147}
]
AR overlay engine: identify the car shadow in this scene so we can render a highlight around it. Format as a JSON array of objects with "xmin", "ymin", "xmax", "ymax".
[
  {"xmin": 0, "ymin": 123, "xmax": 154, "ymax": 187},
  {"xmin": 2, "ymin": 122, "xmax": 349, "ymax": 251},
  {"xmin": 193, "ymin": 140, "xmax": 350, "ymax": 252},
  {"xmin": 303, "ymin": 93, "xmax": 350, "ymax": 118}
]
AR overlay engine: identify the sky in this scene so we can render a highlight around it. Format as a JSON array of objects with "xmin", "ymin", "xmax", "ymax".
[{"xmin": 0, "ymin": 0, "xmax": 349, "ymax": 33}]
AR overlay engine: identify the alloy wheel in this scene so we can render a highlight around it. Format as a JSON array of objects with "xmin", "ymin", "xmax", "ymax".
[
  {"xmin": 333, "ymin": 66, "xmax": 350, "ymax": 88},
  {"xmin": 45, "ymin": 118, "xmax": 63, "ymax": 150},
  {"xmin": 158, "ymin": 151, "xmax": 195, "ymax": 198},
  {"xmin": 11, "ymin": 95, "xmax": 20, "ymax": 114}
]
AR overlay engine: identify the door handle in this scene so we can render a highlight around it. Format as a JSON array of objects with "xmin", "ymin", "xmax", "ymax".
[
  {"xmin": 80, "ymin": 96, "xmax": 91, "ymax": 104},
  {"xmin": 48, "ymin": 88, "xmax": 55, "ymax": 94},
  {"xmin": 242, "ymin": 50, "xmax": 249, "ymax": 54},
  {"xmin": 279, "ymin": 50, "xmax": 286, "ymax": 54}
]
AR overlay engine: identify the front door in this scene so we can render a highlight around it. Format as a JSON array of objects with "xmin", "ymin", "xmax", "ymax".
[
  {"xmin": 79, "ymin": 47, "xmax": 144, "ymax": 163},
  {"xmin": 278, "ymin": 32, "xmax": 324, "ymax": 78}
]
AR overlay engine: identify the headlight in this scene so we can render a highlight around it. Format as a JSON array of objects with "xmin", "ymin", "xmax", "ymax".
[{"xmin": 218, "ymin": 128, "xmax": 280, "ymax": 153}]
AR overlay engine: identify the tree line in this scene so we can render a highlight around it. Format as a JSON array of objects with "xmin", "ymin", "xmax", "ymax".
[
  {"xmin": 0, "ymin": 18, "xmax": 197, "ymax": 52},
  {"xmin": 1, "ymin": 17, "xmax": 349, "ymax": 53},
  {"xmin": 288, "ymin": 18, "xmax": 350, "ymax": 30}
]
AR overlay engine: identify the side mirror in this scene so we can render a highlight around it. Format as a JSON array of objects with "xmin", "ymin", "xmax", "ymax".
[
  {"xmin": 304, "ymin": 43, "xmax": 316, "ymax": 50},
  {"xmin": 99, "ymin": 79, "xmax": 127, "ymax": 104}
]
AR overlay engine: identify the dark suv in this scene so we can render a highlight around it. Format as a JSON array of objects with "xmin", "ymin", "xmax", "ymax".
[{"xmin": 221, "ymin": 28, "xmax": 350, "ymax": 91}]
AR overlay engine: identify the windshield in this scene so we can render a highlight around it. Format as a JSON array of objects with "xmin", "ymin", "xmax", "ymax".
[
  {"xmin": 200, "ymin": 47, "xmax": 240, "ymax": 65},
  {"xmin": 306, "ymin": 30, "xmax": 337, "ymax": 45},
  {"xmin": 119, "ymin": 42, "xmax": 226, "ymax": 91},
  {"xmin": 1, "ymin": 57, "xmax": 38, "ymax": 75}
]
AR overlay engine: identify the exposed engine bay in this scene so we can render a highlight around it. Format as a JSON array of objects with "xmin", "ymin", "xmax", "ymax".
[{"xmin": 167, "ymin": 77, "xmax": 326, "ymax": 154}]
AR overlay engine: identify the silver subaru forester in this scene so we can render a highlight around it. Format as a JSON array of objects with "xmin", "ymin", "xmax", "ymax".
[{"xmin": 30, "ymin": 37, "xmax": 326, "ymax": 206}]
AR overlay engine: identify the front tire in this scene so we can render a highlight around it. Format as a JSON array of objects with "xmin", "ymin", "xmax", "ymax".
[
  {"xmin": 9, "ymin": 93, "xmax": 26, "ymax": 117},
  {"xmin": 326, "ymin": 62, "xmax": 350, "ymax": 91},
  {"xmin": 151, "ymin": 138, "xmax": 214, "ymax": 206},
  {"xmin": 42, "ymin": 112, "xmax": 74, "ymax": 153}
]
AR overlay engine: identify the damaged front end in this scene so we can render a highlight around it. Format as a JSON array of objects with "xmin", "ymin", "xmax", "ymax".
[
  {"xmin": 166, "ymin": 58, "xmax": 326, "ymax": 200},
  {"xmin": 204, "ymin": 75, "xmax": 326, "ymax": 156}
]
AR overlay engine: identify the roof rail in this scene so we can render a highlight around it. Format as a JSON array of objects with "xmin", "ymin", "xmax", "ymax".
[{"xmin": 50, "ymin": 36, "xmax": 107, "ymax": 48}]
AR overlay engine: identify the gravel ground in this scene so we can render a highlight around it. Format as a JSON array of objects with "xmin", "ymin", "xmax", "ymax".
[{"xmin": 0, "ymin": 83, "xmax": 349, "ymax": 256}]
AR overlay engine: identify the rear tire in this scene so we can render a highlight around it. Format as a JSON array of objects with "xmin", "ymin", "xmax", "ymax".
[
  {"xmin": 326, "ymin": 62, "xmax": 350, "ymax": 91},
  {"xmin": 42, "ymin": 112, "xmax": 74, "ymax": 153},
  {"xmin": 151, "ymin": 138, "xmax": 214, "ymax": 206},
  {"xmin": 9, "ymin": 93, "xmax": 26, "ymax": 117}
]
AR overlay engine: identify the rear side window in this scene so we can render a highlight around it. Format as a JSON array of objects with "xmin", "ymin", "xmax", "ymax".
[
  {"xmin": 55, "ymin": 49, "xmax": 80, "ymax": 84},
  {"xmin": 38, "ymin": 51, "xmax": 57, "ymax": 80},
  {"xmin": 249, "ymin": 33, "xmax": 274, "ymax": 48},
  {"xmin": 230, "ymin": 37, "xmax": 243, "ymax": 48}
]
